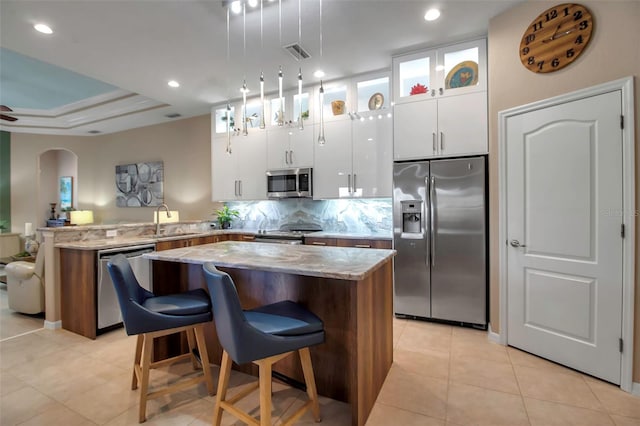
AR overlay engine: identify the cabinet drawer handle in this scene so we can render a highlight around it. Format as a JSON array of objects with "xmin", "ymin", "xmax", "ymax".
[
  {"xmin": 311, "ymin": 242, "xmax": 327, "ymax": 246},
  {"xmin": 242, "ymin": 235, "xmax": 254, "ymax": 240},
  {"xmin": 354, "ymin": 244, "xmax": 371, "ymax": 248}
]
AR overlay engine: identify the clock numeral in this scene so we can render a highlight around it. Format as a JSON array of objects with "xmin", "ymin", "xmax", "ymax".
[
  {"xmin": 551, "ymin": 58, "xmax": 560, "ymax": 68},
  {"xmin": 573, "ymin": 10, "xmax": 583, "ymax": 21},
  {"xmin": 566, "ymin": 48, "xmax": 575, "ymax": 58},
  {"xmin": 545, "ymin": 9, "xmax": 558, "ymax": 21},
  {"xmin": 575, "ymin": 35, "xmax": 584, "ymax": 45},
  {"xmin": 537, "ymin": 60, "xmax": 545, "ymax": 70},
  {"xmin": 533, "ymin": 20, "xmax": 543, "ymax": 31},
  {"xmin": 522, "ymin": 47, "xmax": 530, "ymax": 55},
  {"xmin": 579, "ymin": 20, "xmax": 589, "ymax": 30},
  {"xmin": 527, "ymin": 56, "xmax": 535, "ymax": 65},
  {"xmin": 525, "ymin": 34, "xmax": 536, "ymax": 45},
  {"xmin": 563, "ymin": 6, "xmax": 570, "ymax": 16}
]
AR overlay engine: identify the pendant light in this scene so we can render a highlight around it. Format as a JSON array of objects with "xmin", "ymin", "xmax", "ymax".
[
  {"xmin": 278, "ymin": 66, "xmax": 284, "ymax": 126},
  {"xmin": 259, "ymin": 0, "xmax": 266, "ymax": 129},
  {"xmin": 241, "ymin": 80, "xmax": 248, "ymax": 136},
  {"xmin": 318, "ymin": 80, "xmax": 325, "ymax": 145},
  {"xmin": 298, "ymin": 68, "xmax": 303, "ymax": 130},
  {"xmin": 297, "ymin": 0, "xmax": 303, "ymax": 130},
  {"xmin": 241, "ymin": 4, "xmax": 248, "ymax": 136},
  {"xmin": 225, "ymin": 7, "xmax": 232, "ymax": 154},
  {"xmin": 277, "ymin": 0, "xmax": 284, "ymax": 126},
  {"xmin": 317, "ymin": 0, "xmax": 326, "ymax": 145},
  {"xmin": 259, "ymin": 72, "xmax": 266, "ymax": 129}
]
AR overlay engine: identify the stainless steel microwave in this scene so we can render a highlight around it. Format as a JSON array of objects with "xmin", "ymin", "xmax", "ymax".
[{"xmin": 266, "ymin": 168, "xmax": 313, "ymax": 198}]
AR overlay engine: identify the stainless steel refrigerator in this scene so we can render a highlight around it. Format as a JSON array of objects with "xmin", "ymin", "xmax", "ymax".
[{"xmin": 393, "ymin": 157, "xmax": 487, "ymax": 326}]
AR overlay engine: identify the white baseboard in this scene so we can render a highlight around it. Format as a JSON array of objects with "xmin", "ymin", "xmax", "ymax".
[
  {"xmin": 488, "ymin": 323, "xmax": 502, "ymax": 345},
  {"xmin": 632, "ymin": 382, "xmax": 640, "ymax": 396},
  {"xmin": 44, "ymin": 320, "xmax": 61, "ymax": 330}
]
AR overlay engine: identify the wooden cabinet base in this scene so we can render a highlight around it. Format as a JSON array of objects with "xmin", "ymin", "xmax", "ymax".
[{"xmin": 151, "ymin": 259, "xmax": 393, "ymax": 426}]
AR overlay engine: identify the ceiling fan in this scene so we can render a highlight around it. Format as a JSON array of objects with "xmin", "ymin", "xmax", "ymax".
[{"xmin": 1, "ymin": 105, "xmax": 18, "ymax": 122}]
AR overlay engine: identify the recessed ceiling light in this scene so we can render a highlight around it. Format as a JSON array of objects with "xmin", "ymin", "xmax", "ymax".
[
  {"xmin": 424, "ymin": 8, "xmax": 441, "ymax": 21},
  {"xmin": 313, "ymin": 70, "xmax": 325, "ymax": 78},
  {"xmin": 230, "ymin": 1, "xmax": 242, "ymax": 14},
  {"xmin": 247, "ymin": 0, "xmax": 258, "ymax": 8},
  {"xmin": 34, "ymin": 23, "xmax": 53, "ymax": 34},
  {"xmin": 168, "ymin": 80, "xmax": 180, "ymax": 88}
]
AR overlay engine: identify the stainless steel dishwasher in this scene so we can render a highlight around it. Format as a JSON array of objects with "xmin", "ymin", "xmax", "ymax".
[{"xmin": 97, "ymin": 244, "xmax": 155, "ymax": 331}]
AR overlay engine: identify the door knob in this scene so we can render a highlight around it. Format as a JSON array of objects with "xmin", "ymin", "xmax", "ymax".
[{"xmin": 510, "ymin": 239, "xmax": 526, "ymax": 248}]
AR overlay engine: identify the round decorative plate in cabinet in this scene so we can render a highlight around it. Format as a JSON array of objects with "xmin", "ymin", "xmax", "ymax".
[
  {"xmin": 445, "ymin": 61, "xmax": 478, "ymax": 89},
  {"xmin": 368, "ymin": 93, "xmax": 384, "ymax": 110},
  {"xmin": 519, "ymin": 3, "xmax": 594, "ymax": 73}
]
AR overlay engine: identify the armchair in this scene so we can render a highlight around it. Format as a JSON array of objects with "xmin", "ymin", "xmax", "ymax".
[{"xmin": 5, "ymin": 247, "xmax": 45, "ymax": 314}]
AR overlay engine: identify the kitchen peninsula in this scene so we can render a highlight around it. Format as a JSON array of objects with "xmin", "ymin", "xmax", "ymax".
[{"xmin": 145, "ymin": 241, "xmax": 395, "ymax": 426}]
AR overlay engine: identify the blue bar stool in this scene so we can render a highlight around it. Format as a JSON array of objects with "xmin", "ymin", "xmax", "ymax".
[
  {"xmin": 107, "ymin": 254, "xmax": 214, "ymax": 423},
  {"xmin": 203, "ymin": 263, "xmax": 325, "ymax": 426}
]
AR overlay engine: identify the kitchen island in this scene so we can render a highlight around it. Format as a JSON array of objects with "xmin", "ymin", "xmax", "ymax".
[{"xmin": 145, "ymin": 241, "xmax": 395, "ymax": 426}]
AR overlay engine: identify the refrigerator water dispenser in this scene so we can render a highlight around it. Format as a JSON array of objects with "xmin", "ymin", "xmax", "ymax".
[{"xmin": 401, "ymin": 201, "xmax": 422, "ymax": 234}]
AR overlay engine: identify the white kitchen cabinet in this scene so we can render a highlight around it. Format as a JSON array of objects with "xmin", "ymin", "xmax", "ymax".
[
  {"xmin": 313, "ymin": 111, "xmax": 392, "ymax": 199},
  {"xmin": 266, "ymin": 126, "xmax": 314, "ymax": 170},
  {"xmin": 436, "ymin": 92, "xmax": 487, "ymax": 157},
  {"xmin": 393, "ymin": 38, "xmax": 487, "ymax": 160},
  {"xmin": 211, "ymin": 129, "xmax": 267, "ymax": 201},
  {"xmin": 393, "ymin": 38, "xmax": 487, "ymax": 104},
  {"xmin": 352, "ymin": 111, "xmax": 393, "ymax": 197},
  {"xmin": 393, "ymin": 91, "xmax": 487, "ymax": 160},
  {"xmin": 313, "ymin": 120, "xmax": 352, "ymax": 198},
  {"xmin": 393, "ymin": 99, "xmax": 438, "ymax": 160}
]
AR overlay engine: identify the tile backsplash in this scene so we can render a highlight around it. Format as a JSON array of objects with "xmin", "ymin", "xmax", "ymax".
[{"xmin": 226, "ymin": 199, "xmax": 392, "ymax": 234}]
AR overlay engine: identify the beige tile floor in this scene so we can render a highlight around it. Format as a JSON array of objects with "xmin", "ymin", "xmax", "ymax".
[{"xmin": 1, "ymin": 285, "xmax": 639, "ymax": 425}]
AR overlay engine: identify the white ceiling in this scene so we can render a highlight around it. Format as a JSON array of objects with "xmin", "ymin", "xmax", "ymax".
[{"xmin": 0, "ymin": 0, "xmax": 522, "ymax": 136}]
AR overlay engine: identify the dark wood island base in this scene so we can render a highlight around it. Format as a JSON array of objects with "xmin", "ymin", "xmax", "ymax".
[{"xmin": 151, "ymin": 250, "xmax": 393, "ymax": 426}]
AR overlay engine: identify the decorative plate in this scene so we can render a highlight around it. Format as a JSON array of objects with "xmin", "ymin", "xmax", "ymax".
[
  {"xmin": 368, "ymin": 93, "xmax": 384, "ymax": 110},
  {"xmin": 445, "ymin": 61, "xmax": 479, "ymax": 89}
]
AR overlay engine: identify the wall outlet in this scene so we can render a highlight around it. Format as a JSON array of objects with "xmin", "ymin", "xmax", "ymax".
[
  {"xmin": 189, "ymin": 224, "xmax": 197, "ymax": 231},
  {"xmin": 106, "ymin": 230, "xmax": 117, "ymax": 238}
]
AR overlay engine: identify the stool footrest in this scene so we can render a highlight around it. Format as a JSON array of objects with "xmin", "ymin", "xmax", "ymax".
[
  {"xmin": 146, "ymin": 375, "xmax": 208, "ymax": 401},
  {"xmin": 272, "ymin": 370, "xmax": 306, "ymax": 392},
  {"xmin": 150, "ymin": 352, "xmax": 192, "ymax": 369}
]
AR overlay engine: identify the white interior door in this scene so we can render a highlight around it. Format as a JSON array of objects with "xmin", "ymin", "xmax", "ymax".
[{"xmin": 506, "ymin": 90, "xmax": 623, "ymax": 384}]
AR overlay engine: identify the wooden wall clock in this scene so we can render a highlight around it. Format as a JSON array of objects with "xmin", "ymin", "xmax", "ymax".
[{"xmin": 520, "ymin": 3, "xmax": 594, "ymax": 73}]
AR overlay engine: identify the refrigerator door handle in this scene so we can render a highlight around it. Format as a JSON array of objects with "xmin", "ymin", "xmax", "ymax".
[{"xmin": 430, "ymin": 175, "xmax": 436, "ymax": 267}]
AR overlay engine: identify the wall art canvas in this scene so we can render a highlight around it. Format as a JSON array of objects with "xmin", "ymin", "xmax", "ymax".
[
  {"xmin": 59, "ymin": 176, "xmax": 73, "ymax": 210},
  {"xmin": 115, "ymin": 161, "xmax": 164, "ymax": 207}
]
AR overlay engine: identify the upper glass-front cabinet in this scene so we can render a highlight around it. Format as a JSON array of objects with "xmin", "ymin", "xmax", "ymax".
[
  {"xmin": 356, "ymin": 75, "xmax": 390, "ymax": 113},
  {"xmin": 393, "ymin": 38, "xmax": 487, "ymax": 103},
  {"xmin": 214, "ymin": 106, "xmax": 236, "ymax": 134}
]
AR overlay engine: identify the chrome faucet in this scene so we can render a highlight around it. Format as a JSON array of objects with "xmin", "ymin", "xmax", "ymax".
[{"xmin": 155, "ymin": 203, "xmax": 171, "ymax": 235}]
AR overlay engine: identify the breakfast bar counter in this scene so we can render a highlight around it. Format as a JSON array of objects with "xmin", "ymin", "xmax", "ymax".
[{"xmin": 146, "ymin": 241, "xmax": 395, "ymax": 426}]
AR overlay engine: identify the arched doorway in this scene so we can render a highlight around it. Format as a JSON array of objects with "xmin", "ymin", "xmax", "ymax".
[{"xmin": 37, "ymin": 149, "xmax": 78, "ymax": 227}]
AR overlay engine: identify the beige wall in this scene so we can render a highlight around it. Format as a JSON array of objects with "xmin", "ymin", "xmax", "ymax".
[
  {"xmin": 11, "ymin": 115, "xmax": 216, "ymax": 232},
  {"xmin": 488, "ymin": 1, "xmax": 640, "ymax": 381}
]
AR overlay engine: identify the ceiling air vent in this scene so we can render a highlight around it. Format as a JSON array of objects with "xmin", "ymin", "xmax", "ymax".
[
  {"xmin": 283, "ymin": 43, "xmax": 311, "ymax": 61},
  {"xmin": 88, "ymin": 130, "xmax": 101, "ymax": 134},
  {"xmin": 165, "ymin": 113, "xmax": 182, "ymax": 118}
]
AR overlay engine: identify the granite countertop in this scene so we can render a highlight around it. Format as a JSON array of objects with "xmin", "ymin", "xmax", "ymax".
[
  {"xmin": 144, "ymin": 241, "xmax": 395, "ymax": 281},
  {"xmin": 54, "ymin": 230, "xmax": 257, "ymax": 250},
  {"xmin": 305, "ymin": 231, "xmax": 392, "ymax": 240}
]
